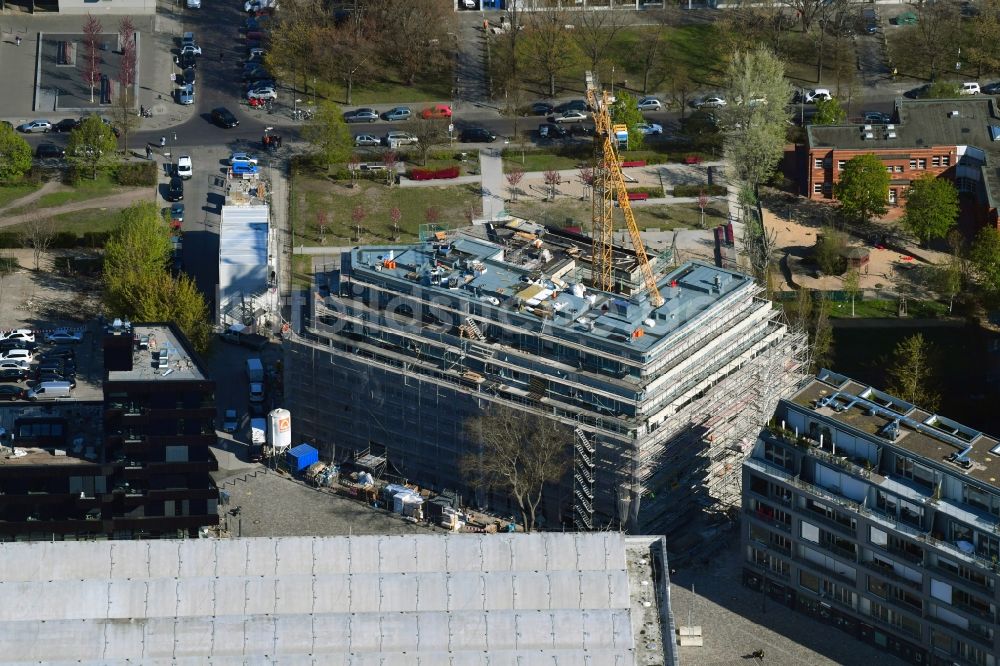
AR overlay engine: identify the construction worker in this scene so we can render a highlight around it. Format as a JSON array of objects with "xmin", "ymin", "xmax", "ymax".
[{"xmin": 15, "ymin": 35, "xmax": 21, "ymax": 47}]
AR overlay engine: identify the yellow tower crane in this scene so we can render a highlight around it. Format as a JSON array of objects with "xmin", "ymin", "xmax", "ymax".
[{"xmin": 585, "ymin": 74, "xmax": 664, "ymax": 308}]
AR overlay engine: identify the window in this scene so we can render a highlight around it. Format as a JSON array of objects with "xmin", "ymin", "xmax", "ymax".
[
  {"xmin": 749, "ymin": 474, "xmax": 768, "ymax": 496},
  {"xmin": 918, "ymin": 158, "xmax": 927, "ymax": 168},
  {"xmin": 898, "ymin": 499, "xmax": 924, "ymax": 528},
  {"xmin": 888, "ymin": 189, "xmax": 897, "ymax": 204},
  {"xmin": 870, "ymin": 526, "xmax": 888, "ymax": 547},
  {"xmin": 838, "ymin": 160, "xmax": 846, "ymax": 170},
  {"xmin": 801, "ymin": 521, "xmax": 820, "ymax": 543},
  {"xmin": 894, "ymin": 165, "xmax": 903, "ymax": 173},
  {"xmin": 957, "ymin": 639, "xmax": 992, "ymax": 666},
  {"xmin": 932, "ymin": 156, "xmax": 941, "ymax": 167},
  {"xmin": 909, "ymin": 159, "xmax": 917, "ymax": 169},
  {"xmin": 814, "ymin": 158, "xmax": 824, "ymax": 169},
  {"xmin": 868, "ymin": 576, "xmax": 888, "ymax": 598},
  {"xmin": 930, "ymin": 629, "xmax": 951, "ymax": 652},
  {"xmin": 892, "ymin": 586, "xmax": 922, "ymax": 611},
  {"xmin": 950, "ymin": 521, "xmax": 973, "ymax": 544},
  {"xmin": 976, "ymin": 534, "xmax": 999, "ymax": 560},
  {"xmin": 943, "ymin": 155, "xmax": 951, "ymax": 167},
  {"xmin": 963, "ymin": 484, "xmax": 1000, "ymax": 516},
  {"xmin": 813, "ymin": 183, "xmax": 823, "ymax": 194},
  {"xmin": 885, "ymin": 166, "xmax": 892, "ymax": 173},
  {"xmin": 895, "ymin": 456, "xmax": 935, "ymax": 489},
  {"xmin": 800, "ymin": 570, "xmax": 820, "ymax": 593},
  {"xmin": 877, "ymin": 490, "xmax": 899, "ymax": 517},
  {"xmin": 764, "ymin": 441, "xmax": 793, "ymax": 470}
]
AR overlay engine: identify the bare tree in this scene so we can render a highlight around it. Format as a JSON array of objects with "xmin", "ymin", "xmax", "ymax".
[
  {"xmin": 390, "ymin": 206, "xmax": 401, "ymax": 240},
  {"xmin": 117, "ymin": 16, "xmax": 136, "ymax": 106},
  {"xmin": 351, "ymin": 205, "xmax": 365, "ymax": 242},
  {"xmin": 573, "ymin": 9, "xmax": 626, "ymax": 74},
  {"xmin": 912, "ymin": 0, "xmax": 962, "ymax": 79},
  {"xmin": 663, "ymin": 61, "xmax": 696, "ymax": 118},
  {"xmin": 425, "ymin": 206, "xmax": 441, "ymax": 226},
  {"xmin": 82, "ymin": 14, "xmax": 103, "ymax": 103},
  {"xmin": 402, "ymin": 119, "xmax": 448, "ymax": 166},
  {"xmin": 505, "ymin": 167, "xmax": 524, "ymax": 202},
  {"xmin": 382, "ymin": 150, "xmax": 399, "ymax": 186},
  {"xmin": 314, "ymin": 19, "xmax": 374, "ymax": 105},
  {"xmin": 543, "ymin": 169, "xmax": 560, "ymax": 200},
  {"xmin": 461, "ymin": 404, "xmax": 571, "ymax": 532},
  {"xmin": 634, "ymin": 22, "xmax": 666, "ymax": 94},
  {"xmin": 21, "ymin": 216, "xmax": 55, "ymax": 271},
  {"xmin": 367, "ymin": 0, "xmax": 454, "ymax": 86},
  {"xmin": 521, "ymin": 11, "xmax": 580, "ymax": 97},
  {"xmin": 740, "ymin": 206, "xmax": 779, "ymax": 290}
]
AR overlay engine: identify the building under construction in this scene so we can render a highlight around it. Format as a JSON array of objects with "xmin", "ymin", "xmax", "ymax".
[{"xmin": 284, "ymin": 220, "xmax": 806, "ymax": 534}]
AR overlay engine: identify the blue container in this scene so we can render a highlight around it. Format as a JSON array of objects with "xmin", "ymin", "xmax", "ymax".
[{"xmin": 287, "ymin": 443, "xmax": 319, "ymax": 473}]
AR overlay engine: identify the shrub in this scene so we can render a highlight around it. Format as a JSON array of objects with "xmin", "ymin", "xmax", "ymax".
[
  {"xmin": 673, "ymin": 184, "xmax": 726, "ymax": 197},
  {"xmin": 80, "ymin": 231, "xmax": 110, "ymax": 248},
  {"xmin": 115, "ymin": 161, "xmax": 157, "ymax": 186},
  {"xmin": 627, "ymin": 186, "xmax": 662, "ymax": 197},
  {"xmin": 49, "ymin": 232, "xmax": 79, "ymax": 249},
  {"xmin": 409, "ymin": 166, "xmax": 460, "ymax": 181},
  {"xmin": 63, "ymin": 165, "xmax": 82, "ymax": 186},
  {"xmin": 0, "ymin": 232, "xmax": 20, "ymax": 248}
]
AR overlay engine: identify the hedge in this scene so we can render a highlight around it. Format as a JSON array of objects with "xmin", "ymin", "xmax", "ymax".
[
  {"xmin": 0, "ymin": 230, "xmax": 111, "ymax": 249},
  {"xmin": 409, "ymin": 166, "xmax": 460, "ymax": 181},
  {"xmin": 627, "ymin": 186, "xmax": 662, "ymax": 197},
  {"xmin": 115, "ymin": 161, "xmax": 157, "ymax": 186},
  {"xmin": 673, "ymin": 184, "xmax": 727, "ymax": 197}
]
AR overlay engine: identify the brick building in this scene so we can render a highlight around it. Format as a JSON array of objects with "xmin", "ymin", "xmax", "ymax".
[{"xmin": 804, "ymin": 97, "xmax": 1000, "ymax": 227}]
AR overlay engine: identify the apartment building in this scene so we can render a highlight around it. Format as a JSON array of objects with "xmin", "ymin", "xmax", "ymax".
[
  {"xmin": 742, "ymin": 370, "xmax": 1000, "ymax": 666},
  {"xmin": 285, "ymin": 221, "xmax": 805, "ymax": 534},
  {"xmin": 0, "ymin": 320, "xmax": 218, "ymax": 541},
  {"xmin": 804, "ymin": 97, "xmax": 1000, "ymax": 228}
]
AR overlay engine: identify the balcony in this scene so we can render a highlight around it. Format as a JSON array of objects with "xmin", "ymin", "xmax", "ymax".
[
  {"xmin": 804, "ymin": 506, "xmax": 857, "ymax": 538},
  {"xmin": 926, "ymin": 560, "xmax": 995, "ymax": 593},
  {"xmin": 792, "ymin": 553, "xmax": 857, "ymax": 587},
  {"xmin": 924, "ymin": 613, "xmax": 994, "ymax": 648},
  {"xmin": 744, "ymin": 506, "xmax": 792, "ymax": 533},
  {"xmin": 860, "ymin": 558, "xmax": 922, "ymax": 591}
]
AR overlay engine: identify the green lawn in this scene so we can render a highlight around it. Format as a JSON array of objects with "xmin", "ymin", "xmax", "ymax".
[
  {"xmin": 308, "ymin": 68, "xmax": 452, "ymax": 107},
  {"xmin": 502, "ymin": 148, "xmax": 714, "ymax": 173},
  {"xmin": 4, "ymin": 207, "xmax": 122, "ymax": 237},
  {"xmin": 291, "ymin": 254, "xmax": 313, "ymax": 290},
  {"xmin": 506, "ymin": 197, "xmax": 727, "ymax": 233},
  {"xmin": 290, "ymin": 176, "xmax": 480, "ymax": 246},
  {"xmin": 828, "ymin": 297, "xmax": 950, "ymax": 319},
  {"xmin": 6, "ymin": 173, "xmax": 122, "ymax": 214},
  {"xmin": 0, "ymin": 182, "xmax": 41, "ymax": 209}
]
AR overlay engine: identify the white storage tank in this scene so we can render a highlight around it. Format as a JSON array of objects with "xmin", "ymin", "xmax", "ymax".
[{"xmin": 268, "ymin": 408, "xmax": 292, "ymax": 451}]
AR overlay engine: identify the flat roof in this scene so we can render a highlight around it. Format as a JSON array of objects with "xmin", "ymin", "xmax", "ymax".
[
  {"xmin": 347, "ymin": 225, "xmax": 752, "ymax": 355},
  {"xmin": 106, "ymin": 324, "xmax": 207, "ymax": 382},
  {"xmin": 0, "ymin": 533, "xmax": 671, "ymax": 663},
  {"xmin": 789, "ymin": 372, "xmax": 1000, "ymax": 487},
  {"xmin": 0, "ymin": 403, "xmax": 105, "ymax": 467}
]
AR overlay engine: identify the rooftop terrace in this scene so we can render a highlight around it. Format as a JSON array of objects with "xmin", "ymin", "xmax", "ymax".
[
  {"xmin": 347, "ymin": 222, "xmax": 753, "ymax": 355},
  {"xmin": 791, "ymin": 370, "xmax": 1000, "ymax": 487}
]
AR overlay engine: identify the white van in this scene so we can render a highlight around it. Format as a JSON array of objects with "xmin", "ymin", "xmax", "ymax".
[
  {"xmin": 961, "ymin": 82, "xmax": 981, "ymax": 95},
  {"xmin": 27, "ymin": 381, "xmax": 73, "ymax": 401}
]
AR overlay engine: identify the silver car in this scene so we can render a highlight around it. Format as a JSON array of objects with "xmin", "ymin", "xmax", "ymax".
[
  {"xmin": 383, "ymin": 106, "xmax": 412, "ymax": 122},
  {"xmin": 17, "ymin": 120, "xmax": 52, "ymax": 134},
  {"xmin": 354, "ymin": 134, "xmax": 381, "ymax": 147},
  {"xmin": 177, "ymin": 84, "xmax": 194, "ymax": 105},
  {"xmin": 385, "ymin": 131, "xmax": 418, "ymax": 146}
]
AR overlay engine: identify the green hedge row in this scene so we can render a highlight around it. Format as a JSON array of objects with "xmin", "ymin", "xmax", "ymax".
[
  {"xmin": 672, "ymin": 184, "xmax": 727, "ymax": 197},
  {"xmin": 0, "ymin": 231, "xmax": 110, "ymax": 249}
]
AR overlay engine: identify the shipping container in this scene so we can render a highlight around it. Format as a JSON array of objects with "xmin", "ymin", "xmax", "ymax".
[{"xmin": 286, "ymin": 443, "xmax": 319, "ymax": 473}]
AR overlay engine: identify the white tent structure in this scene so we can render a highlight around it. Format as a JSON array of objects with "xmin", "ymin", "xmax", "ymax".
[{"xmin": 219, "ymin": 204, "xmax": 270, "ymax": 324}]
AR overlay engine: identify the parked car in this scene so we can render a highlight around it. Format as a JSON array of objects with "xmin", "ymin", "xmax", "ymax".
[
  {"xmin": 223, "ymin": 408, "xmax": 239, "ymax": 433},
  {"xmin": 166, "ymin": 176, "xmax": 184, "ymax": 202},
  {"xmin": 354, "ymin": 134, "xmax": 381, "ymax": 147},
  {"xmin": 35, "ymin": 143, "xmax": 65, "ymax": 159},
  {"xmin": 569, "ymin": 124, "xmax": 596, "ymax": 137},
  {"xmin": 44, "ymin": 329, "xmax": 84, "ymax": 344},
  {"xmin": 180, "ymin": 44, "xmax": 201, "ymax": 56},
  {"xmin": 636, "ymin": 97, "xmax": 664, "ymax": 111},
  {"xmin": 983, "ymin": 82, "xmax": 1000, "ymax": 95},
  {"xmin": 0, "ymin": 367, "xmax": 28, "ymax": 382},
  {"xmin": 961, "ymin": 82, "xmax": 981, "ymax": 95},
  {"xmin": 52, "ymin": 118, "xmax": 80, "ymax": 133},
  {"xmin": 36, "ymin": 372, "xmax": 76, "ymax": 388},
  {"xmin": 178, "ymin": 52, "xmax": 197, "ymax": 70},
  {"xmin": 0, "ymin": 330, "xmax": 34, "ymax": 343},
  {"xmin": 180, "ymin": 67, "xmax": 195, "ymax": 85},
  {"xmin": 862, "ymin": 111, "xmax": 891, "ymax": 124},
  {"xmin": 187, "ymin": 0, "xmax": 201, "ymax": 8},
  {"xmin": 636, "ymin": 122, "xmax": 663, "ymax": 136},
  {"xmin": 176, "ymin": 155, "xmax": 193, "ymax": 179},
  {"xmin": 805, "ymin": 88, "xmax": 833, "ymax": 103},
  {"xmin": 384, "ymin": 131, "xmax": 418, "ymax": 146},
  {"xmin": 383, "ymin": 106, "xmax": 412, "ymax": 122},
  {"xmin": 694, "ymin": 96, "xmax": 726, "ymax": 109},
  {"xmin": 181, "ymin": 31, "xmax": 201, "ymax": 54},
  {"xmin": 344, "ymin": 108, "xmax": 379, "ymax": 123},
  {"xmin": 0, "ymin": 385, "xmax": 25, "ymax": 401},
  {"xmin": 0, "ymin": 340, "xmax": 38, "ymax": 352},
  {"xmin": 211, "ymin": 107, "xmax": 239, "ymax": 128},
  {"xmin": 0, "ymin": 360, "xmax": 29, "ymax": 371},
  {"xmin": 242, "ymin": 67, "xmax": 272, "ymax": 82},
  {"xmin": 421, "ymin": 104, "xmax": 452, "ymax": 119},
  {"xmin": 460, "ymin": 127, "xmax": 497, "ymax": 143},
  {"xmin": 538, "ymin": 123, "xmax": 567, "ymax": 139},
  {"xmin": 17, "ymin": 120, "xmax": 52, "ymax": 134},
  {"xmin": 863, "ymin": 7, "xmax": 878, "ymax": 34},
  {"xmin": 528, "ymin": 102, "xmax": 554, "ymax": 116},
  {"xmin": 552, "ymin": 110, "xmax": 588, "ymax": 124},
  {"xmin": 37, "ymin": 361, "xmax": 76, "ymax": 376},
  {"xmin": 247, "ymin": 86, "xmax": 277, "ymax": 101},
  {"xmin": 38, "ymin": 348, "xmax": 74, "ymax": 361},
  {"xmin": 0, "ymin": 349, "xmax": 33, "ymax": 364},
  {"xmin": 169, "ymin": 203, "xmax": 185, "ymax": 223},
  {"xmin": 177, "ymin": 84, "xmax": 194, "ymax": 106},
  {"xmin": 554, "ymin": 99, "xmax": 587, "ymax": 113}
]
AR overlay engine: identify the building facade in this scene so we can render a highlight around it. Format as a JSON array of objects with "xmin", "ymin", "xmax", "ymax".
[
  {"xmin": 285, "ymin": 222, "xmax": 805, "ymax": 534},
  {"xmin": 741, "ymin": 370, "xmax": 1000, "ymax": 666},
  {"xmin": 803, "ymin": 97, "xmax": 1000, "ymax": 228},
  {"xmin": 0, "ymin": 321, "xmax": 218, "ymax": 541}
]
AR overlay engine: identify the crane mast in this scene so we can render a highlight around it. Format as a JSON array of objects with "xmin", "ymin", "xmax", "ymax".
[{"xmin": 585, "ymin": 74, "xmax": 664, "ymax": 308}]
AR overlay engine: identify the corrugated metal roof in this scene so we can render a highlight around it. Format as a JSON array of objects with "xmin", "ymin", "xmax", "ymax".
[
  {"xmin": 0, "ymin": 533, "xmax": 643, "ymax": 663},
  {"xmin": 219, "ymin": 205, "xmax": 269, "ymax": 303}
]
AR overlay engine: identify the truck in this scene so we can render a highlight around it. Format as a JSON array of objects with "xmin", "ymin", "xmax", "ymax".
[
  {"xmin": 246, "ymin": 358, "xmax": 264, "ymax": 382},
  {"xmin": 222, "ymin": 324, "xmax": 268, "ymax": 351},
  {"xmin": 249, "ymin": 418, "xmax": 266, "ymax": 462}
]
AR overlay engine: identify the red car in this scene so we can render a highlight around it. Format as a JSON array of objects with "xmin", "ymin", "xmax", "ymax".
[{"xmin": 421, "ymin": 104, "xmax": 452, "ymax": 119}]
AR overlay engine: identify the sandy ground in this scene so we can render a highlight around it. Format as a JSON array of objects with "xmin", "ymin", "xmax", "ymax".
[{"xmin": 0, "ymin": 249, "xmax": 103, "ymax": 329}]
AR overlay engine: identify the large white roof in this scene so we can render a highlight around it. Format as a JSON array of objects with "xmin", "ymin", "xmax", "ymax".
[
  {"xmin": 0, "ymin": 533, "xmax": 646, "ymax": 664},
  {"xmin": 219, "ymin": 204, "xmax": 269, "ymax": 306}
]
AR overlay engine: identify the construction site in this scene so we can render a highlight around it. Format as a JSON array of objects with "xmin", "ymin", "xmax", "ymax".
[{"xmin": 283, "ymin": 78, "xmax": 808, "ymax": 538}]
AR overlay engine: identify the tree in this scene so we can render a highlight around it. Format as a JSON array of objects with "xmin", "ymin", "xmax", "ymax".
[
  {"xmin": 834, "ymin": 153, "xmax": 889, "ymax": 224},
  {"xmin": 926, "ymin": 80, "xmax": 961, "ymax": 99},
  {"xmin": 82, "ymin": 14, "xmax": 103, "ymax": 104},
  {"xmin": 573, "ymin": 9, "xmax": 625, "ymax": 74},
  {"xmin": 314, "ymin": 21, "xmax": 374, "ymax": 105},
  {"xmin": 382, "ymin": 150, "xmax": 398, "ymax": 187},
  {"xmin": 425, "ymin": 206, "xmax": 441, "ymax": 225},
  {"xmin": 663, "ymin": 61, "xmax": 697, "ymax": 120},
  {"xmin": 117, "ymin": 17, "xmax": 136, "ymax": 106},
  {"xmin": 720, "ymin": 46, "xmax": 792, "ymax": 188},
  {"xmin": 610, "ymin": 91, "xmax": 646, "ymax": 151},
  {"xmin": 20, "ymin": 215, "xmax": 55, "ymax": 271},
  {"xmin": 782, "ymin": 0, "xmax": 826, "ymax": 31},
  {"xmin": 460, "ymin": 404, "xmax": 570, "ymax": 532},
  {"xmin": 66, "ymin": 115, "xmax": 119, "ymax": 179},
  {"xmin": 0, "ymin": 123, "xmax": 32, "ymax": 181},
  {"xmin": 578, "ymin": 166, "xmax": 594, "ymax": 199},
  {"xmin": 351, "ymin": 205, "xmax": 366, "ymax": 242},
  {"xmin": 302, "ymin": 99, "xmax": 353, "ymax": 169},
  {"xmin": 965, "ymin": 0, "xmax": 1000, "ymax": 77},
  {"xmin": 316, "ymin": 210, "xmax": 328, "ymax": 243},
  {"xmin": 969, "ymin": 226, "xmax": 1000, "ymax": 295},
  {"xmin": 814, "ymin": 225, "xmax": 848, "ymax": 275},
  {"xmin": 367, "ymin": 0, "xmax": 453, "ymax": 86},
  {"xmin": 521, "ymin": 11, "xmax": 580, "ymax": 97},
  {"xmin": 912, "ymin": 0, "xmax": 961, "ymax": 80},
  {"xmin": 505, "ymin": 167, "xmax": 524, "ymax": 202},
  {"xmin": 390, "ymin": 206, "xmax": 401, "ymax": 240},
  {"xmin": 634, "ymin": 22, "xmax": 666, "ymax": 95},
  {"xmin": 401, "ymin": 119, "xmax": 447, "ymax": 166},
  {"xmin": 811, "ymin": 292, "xmax": 834, "ymax": 371},
  {"xmin": 842, "ymin": 268, "xmax": 860, "ymax": 317},
  {"xmin": 931, "ymin": 257, "xmax": 961, "ymax": 312},
  {"xmin": 264, "ymin": 1, "xmax": 323, "ymax": 95},
  {"xmin": 902, "ymin": 175, "xmax": 958, "ymax": 246},
  {"xmin": 886, "ymin": 333, "xmax": 940, "ymax": 410},
  {"xmin": 543, "ymin": 169, "xmax": 560, "ymax": 200},
  {"xmin": 813, "ymin": 97, "xmax": 847, "ymax": 125}
]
